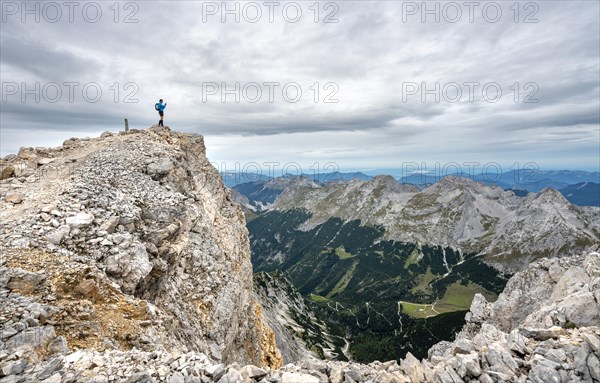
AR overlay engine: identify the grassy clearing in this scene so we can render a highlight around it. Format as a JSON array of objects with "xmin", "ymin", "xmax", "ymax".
[
  {"xmin": 442, "ymin": 283, "xmax": 496, "ymax": 307},
  {"xmin": 398, "ymin": 302, "xmax": 437, "ymax": 318},
  {"xmin": 335, "ymin": 246, "xmax": 355, "ymax": 260},
  {"xmin": 327, "ymin": 262, "xmax": 357, "ymax": 298},
  {"xmin": 400, "ymin": 282, "xmax": 497, "ymax": 319},
  {"xmin": 310, "ymin": 294, "xmax": 330, "ymax": 303}
]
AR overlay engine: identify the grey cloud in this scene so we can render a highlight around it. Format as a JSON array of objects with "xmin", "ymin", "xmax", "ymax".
[
  {"xmin": 0, "ymin": 0, "xmax": 598, "ymax": 171},
  {"xmin": 1, "ymin": 32, "xmax": 101, "ymax": 80}
]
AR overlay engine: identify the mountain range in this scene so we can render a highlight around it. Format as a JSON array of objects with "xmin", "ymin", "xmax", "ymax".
[
  {"xmin": 397, "ymin": 169, "xmax": 600, "ymax": 191},
  {"xmin": 228, "ymin": 170, "xmax": 599, "ymax": 207},
  {"xmin": 240, "ymin": 173, "xmax": 599, "ymax": 361},
  {"xmin": 268, "ymin": 175, "xmax": 599, "ymax": 268}
]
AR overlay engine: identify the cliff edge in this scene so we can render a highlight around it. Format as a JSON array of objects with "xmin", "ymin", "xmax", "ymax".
[{"xmin": 0, "ymin": 126, "xmax": 282, "ymax": 372}]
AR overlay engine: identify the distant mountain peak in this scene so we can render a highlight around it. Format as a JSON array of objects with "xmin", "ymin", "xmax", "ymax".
[
  {"xmin": 263, "ymin": 175, "xmax": 599, "ymax": 270},
  {"xmin": 437, "ymin": 175, "xmax": 483, "ymax": 187},
  {"xmin": 533, "ymin": 187, "xmax": 571, "ymax": 202}
]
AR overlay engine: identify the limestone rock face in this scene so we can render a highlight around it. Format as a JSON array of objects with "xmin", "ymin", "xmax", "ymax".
[
  {"xmin": 400, "ymin": 252, "xmax": 600, "ymax": 383},
  {"xmin": 481, "ymin": 252, "xmax": 600, "ymax": 331},
  {"xmin": 0, "ymin": 126, "xmax": 281, "ymax": 368}
]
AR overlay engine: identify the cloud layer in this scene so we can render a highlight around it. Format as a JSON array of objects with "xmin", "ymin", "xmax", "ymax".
[{"xmin": 1, "ymin": 1, "xmax": 598, "ymax": 173}]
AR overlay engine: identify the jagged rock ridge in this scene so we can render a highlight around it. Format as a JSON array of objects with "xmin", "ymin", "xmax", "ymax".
[{"xmin": 0, "ymin": 126, "xmax": 282, "ymax": 371}]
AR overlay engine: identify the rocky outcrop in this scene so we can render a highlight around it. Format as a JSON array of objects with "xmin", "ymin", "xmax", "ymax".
[
  {"xmin": 3, "ymin": 247, "xmax": 596, "ymax": 383},
  {"xmin": 469, "ymin": 251, "xmax": 600, "ymax": 331},
  {"xmin": 0, "ymin": 126, "xmax": 281, "ymax": 370},
  {"xmin": 415, "ymin": 251, "xmax": 600, "ymax": 383}
]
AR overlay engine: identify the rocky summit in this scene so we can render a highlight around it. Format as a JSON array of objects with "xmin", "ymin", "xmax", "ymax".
[
  {"xmin": 0, "ymin": 126, "xmax": 282, "ymax": 381},
  {"xmin": 0, "ymin": 126, "xmax": 599, "ymax": 383}
]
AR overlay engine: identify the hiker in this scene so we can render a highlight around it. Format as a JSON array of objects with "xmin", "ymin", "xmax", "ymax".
[{"xmin": 155, "ymin": 99, "xmax": 167, "ymax": 126}]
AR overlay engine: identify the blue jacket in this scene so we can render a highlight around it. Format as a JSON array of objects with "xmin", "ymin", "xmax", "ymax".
[{"xmin": 157, "ymin": 102, "xmax": 167, "ymax": 112}]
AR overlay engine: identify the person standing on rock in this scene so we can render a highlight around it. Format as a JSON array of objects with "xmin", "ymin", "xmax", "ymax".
[{"xmin": 155, "ymin": 99, "xmax": 167, "ymax": 126}]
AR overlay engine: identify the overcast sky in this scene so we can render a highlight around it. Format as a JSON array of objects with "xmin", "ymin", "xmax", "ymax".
[{"xmin": 1, "ymin": 0, "xmax": 599, "ymax": 175}]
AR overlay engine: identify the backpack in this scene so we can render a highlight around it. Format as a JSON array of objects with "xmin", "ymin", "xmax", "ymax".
[{"xmin": 155, "ymin": 103, "xmax": 160, "ymax": 111}]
